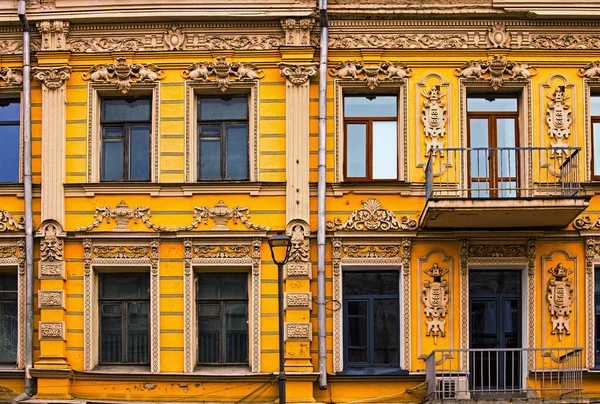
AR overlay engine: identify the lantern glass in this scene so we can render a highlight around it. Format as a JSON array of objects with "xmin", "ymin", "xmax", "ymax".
[{"xmin": 268, "ymin": 234, "xmax": 292, "ymax": 265}]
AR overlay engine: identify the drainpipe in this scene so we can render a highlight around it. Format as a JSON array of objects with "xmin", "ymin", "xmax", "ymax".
[
  {"xmin": 317, "ymin": 0, "xmax": 328, "ymax": 391},
  {"xmin": 18, "ymin": 0, "xmax": 34, "ymax": 398}
]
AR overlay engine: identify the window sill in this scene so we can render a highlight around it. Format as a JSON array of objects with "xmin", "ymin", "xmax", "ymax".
[
  {"xmin": 193, "ymin": 365, "xmax": 253, "ymax": 376},
  {"xmin": 91, "ymin": 365, "xmax": 151, "ymax": 374},
  {"xmin": 336, "ymin": 367, "xmax": 409, "ymax": 376},
  {"xmin": 64, "ymin": 182, "xmax": 286, "ymax": 197},
  {"xmin": 328, "ymin": 181, "xmax": 424, "ymax": 197}
]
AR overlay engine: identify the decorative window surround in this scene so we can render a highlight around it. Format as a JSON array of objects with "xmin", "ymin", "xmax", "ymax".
[
  {"xmin": 582, "ymin": 71, "xmax": 600, "ymax": 182},
  {"xmin": 0, "ymin": 239, "xmax": 24, "ymax": 369},
  {"xmin": 182, "ymin": 238, "xmax": 262, "ymax": 373},
  {"xmin": 0, "ymin": 68, "xmax": 23, "ymax": 183},
  {"xmin": 82, "ymin": 238, "xmax": 160, "ymax": 372},
  {"xmin": 331, "ymin": 236, "xmax": 412, "ymax": 372},
  {"xmin": 333, "ymin": 69, "xmax": 408, "ymax": 182},
  {"xmin": 86, "ymin": 82, "xmax": 160, "ymax": 183},
  {"xmin": 584, "ymin": 237, "xmax": 599, "ymax": 368},
  {"xmin": 184, "ymin": 80, "xmax": 259, "ymax": 183}
]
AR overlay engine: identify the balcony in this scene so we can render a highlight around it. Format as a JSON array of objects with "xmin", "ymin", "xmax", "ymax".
[
  {"xmin": 425, "ymin": 347, "xmax": 585, "ymax": 402},
  {"xmin": 421, "ymin": 147, "xmax": 589, "ymax": 229}
]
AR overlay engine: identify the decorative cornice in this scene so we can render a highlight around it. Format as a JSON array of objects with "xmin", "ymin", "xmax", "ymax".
[
  {"xmin": 343, "ymin": 245, "xmax": 400, "ymax": 258},
  {"xmin": 0, "ymin": 210, "xmax": 24, "ymax": 232},
  {"xmin": 329, "ymin": 60, "xmax": 413, "ymax": 89},
  {"xmin": 468, "ymin": 243, "xmax": 527, "ymax": 258},
  {"xmin": 68, "ymin": 37, "xmax": 145, "ymax": 53},
  {"xmin": 279, "ymin": 62, "xmax": 317, "ymax": 86},
  {"xmin": 32, "ymin": 66, "xmax": 71, "ymax": 90},
  {"xmin": 182, "ymin": 57, "xmax": 264, "ymax": 91},
  {"xmin": 193, "ymin": 245, "xmax": 251, "ymax": 258},
  {"xmin": 454, "ymin": 55, "xmax": 536, "ymax": 90},
  {"xmin": 82, "ymin": 58, "xmax": 165, "ymax": 94},
  {"xmin": 326, "ymin": 198, "xmax": 418, "ymax": 231},
  {"xmin": 323, "ymin": 33, "xmax": 468, "ymax": 49}
]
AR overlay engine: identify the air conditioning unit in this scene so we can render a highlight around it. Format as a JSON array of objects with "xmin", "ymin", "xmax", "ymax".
[{"xmin": 436, "ymin": 376, "xmax": 470, "ymax": 400}]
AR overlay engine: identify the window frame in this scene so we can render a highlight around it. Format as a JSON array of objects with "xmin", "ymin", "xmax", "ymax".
[
  {"xmin": 196, "ymin": 96, "xmax": 250, "ymax": 181},
  {"xmin": 185, "ymin": 82, "xmax": 258, "ymax": 183},
  {"xmin": 195, "ymin": 272, "xmax": 249, "ymax": 366},
  {"xmin": 0, "ymin": 272, "xmax": 18, "ymax": 365},
  {"xmin": 590, "ymin": 94, "xmax": 600, "ymax": 181},
  {"xmin": 0, "ymin": 94, "xmax": 23, "ymax": 184},
  {"xmin": 88, "ymin": 84, "xmax": 159, "ymax": 183},
  {"xmin": 595, "ymin": 267, "xmax": 600, "ymax": 369}
]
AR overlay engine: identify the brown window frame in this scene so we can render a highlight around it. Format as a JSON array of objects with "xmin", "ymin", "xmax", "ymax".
[{"xmin": 343, "ymin": 96, "xmax": 399, "ymax": 182}]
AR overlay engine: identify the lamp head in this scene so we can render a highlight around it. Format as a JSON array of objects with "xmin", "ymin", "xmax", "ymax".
[{"xmin": 268, "ymin": 233, "xmax": 292, "ymax": 265}]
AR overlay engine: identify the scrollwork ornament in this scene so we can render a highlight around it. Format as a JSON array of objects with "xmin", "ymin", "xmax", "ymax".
[
  {"xmin": 0, "ymin": 210, "xmax": 24, "ymax": 232},
  {"xmin": 82, "ymin": 58, "xmax": 165, "ymax": 94},
  {"xmin": 279, "ymin": 62, "xmax": 317, "ymax": 86},
  {"xmin": 76, "ymin": 200, "xmax": 169, "ymax": 232},
  {"xmin": 573, "ymin": 215, "xmax": 600, "ymax": 230},
  {"xmin": 342, "ymin": 245, "xmax": 400, "ymax": 258},
  {"xmin": 547, "ymin": 263, "xmax": 574, "ymax": 341},
  {"xmin": 546, "ymin": 87, "xmax": 572, "ymax": 152},
  {"xmin": 194, "ymin": 245, "xmax": 250, "ymax": 258},
  {"xmin": 164, "ymin": 25, "xmax": 185, "ymax": 50},
  {"xmin": 185, "ymin": 200, "xmax": 269, "ymax": 231},
  {"xmin": 328, "ymin": 60, "xmax": 412, "ymax": 89},
  {"xmin": 488, "ymin": 23, "xmax": 511, "ymax": 48},
  {"xmin": 32, "ymin": 66, "xmax": 71, "ymax": 90},
  {"xmin": 422, "ymin": 263, "xmax": 449, "ymax": 344},
  {"xmin": 182, "ymin": 57, "xmax": 264, "ymax": 91},
  {"xmin": 326, "ymin": 198, "xmax": 418, "ymax": 231},
  {"xmin": 422, "ymin": 86, "xmax": 447, "ymax": 155}
]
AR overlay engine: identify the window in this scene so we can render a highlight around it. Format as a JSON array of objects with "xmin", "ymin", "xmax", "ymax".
[
  {"xmin": 0, "ymin": 274, "xmax": 17, "ymax": 363},
  {"xmin": 0, "ymin": 99, "xmax": 20, "ymax": 183},
  {"xmin": 197, "ymin": 96, "xmax": 248, "ymax": 180},
  {"xmin": 591, "ymin": 95, "xmax": 600, "ymax": 181},
  {"xmin": 196, "ymin": 273, "xmax": 248, "ymax": 365},
  {"xmin": 596, "ymin": 268, "xmax": 600, "ymax": 368},
  {"xmin": 343, "ymin": 95, "xmax": 398, "ymax": 181},
  {"xmin": 467, "ymin": 95, "xmax": 519, "ymax": 198},
  {"xmin": 100, "ymin": 97, "xmax": 151, "ymax": 181},
  {"xmin": 343, "ymin": 270, "xmax": 400, "ymax": 370},
  {"xmin": 99, "ymin": 273, "xmax": 149, "ymax": 364}
]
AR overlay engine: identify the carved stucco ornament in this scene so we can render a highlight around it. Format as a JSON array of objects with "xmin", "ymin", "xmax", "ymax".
[
  {"xmin": 82, "ymin": 57, "xmax": 165, "ymax": 94},
  {"xmin": 193, "ymin": 245, "xmax": 250, "ymax": 258},
  {"xmin": 279, "ymin": 62, "xmax": 317, "ymax": 86},
  {"xmin": 422, "ymin": 86, "xmax": 447, "ymax": 155},
  {"xmin": 76, "ymin": 200, "xmax": 169, "ymax": 232},
  {"xmin": 284, "ymin": 221, "xmax": 310, "ymax": 279},
  {"xmin": 93, "ymin": 246, "xmax": 150, "ymax": 259},
  {"xmin": 422, "ymin": 263, "xmax": 449, "ymax": 344},
  {"xmin": 578, "ymin": 61, "xmax": 600, "ymax": 79},
  {"xmin": 281, "ymin": 17, "xmax": 314, "ymax": 47},
  {"xmin": 322, "ymin": 33, "xmax": 468, "ymax": 50},
  {"xmin": 343, "ymin": 245, "xmax": 400, "ymax": 258},
  {"xmin": 326, "ymin": 198, "xmax": 418, "ymax": 231},
  {"xmin": 32, "ymin": 66, "xmax": 71, "ymax": 90},
  {"xmin": 37, "ymin": 220, "xmax": 65, "ymax": 280},
  {"xmin": 573, "ymin": 215, "xmax": 600, "ymax": 230},
  {"xmin": 328, "ymin": 60, "xmax": 413, "ymax": 89},
  {"xmin": 454, "ymin": 55, "xmax": 537, "ymax": 90},
  {"xmin": 547, "ymin": 263, "xmax": 573, "ymax": 341},
  {"xmin": 37, "ymin": 20, "xmax": 69, "ymax": 51},
  {"xmin": 546, "ymin": 87, "xmax": 572, "ymax": 153},
  {"xmin": 0, "ymin": 210, "xmax": 24, "ymax": 232},
  {"xmin": 187, "ymin": 200, "xmax": 270, "ymax": 231},
  {"xmin": 488, "ymin": 23, "xmax": 511, "ymax": 48},
  {"xmin": 0, "ymin": 67, "xmax": 23, "ymax": 86},
  {"xmin": 182, "ymin": 57, "xmax": 264, "ymax": 91},
  {"xmin": 69, "ymin": 37, "xmax": 145, "ymax": 53},
  {"xmin": 165, "ymin": 25, "xmax": 186, "ymax": 50}
]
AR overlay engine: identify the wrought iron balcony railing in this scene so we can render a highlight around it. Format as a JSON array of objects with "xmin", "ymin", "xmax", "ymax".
[
  {"xmin": 425, "ymin": 347, "xmax": 583, "ymax": 401},
  {"xmin": 425, "ymin": 147, "xmax": 581, "ymax": 200}
]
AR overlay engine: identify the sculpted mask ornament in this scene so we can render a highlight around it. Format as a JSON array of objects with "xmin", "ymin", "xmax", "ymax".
[
  {"xmin": 454, "ymin": 56, "xmax": 536, "ymax": 90},
  {"xmin": 422, "ymin": 263, "xmax": 449, "ymax": 344},
  {"xmin": 547, "ymin": 263, "xmax": 573, "ymax": 341},
  {"xmin": 326, "ymin": 198, "xmax": 418, "ymax": 231},
  {"xmin": 288, "ymin": 224, "xmax": 309, "ymax": 263},
  {"xmin": 182, "ymin": 57, "xmax": 264, "ymax": 91},
  {"xmin": 328, "ymin": 60, "xmax": 413, "ymax": 89},
  {"xmin": 546, "ymin": 86, "xmax": 572, "ymax": 153},
  {"xmin": 422, "ymin": 86, "xmax": 447, "ymax": 155},
  {"xmin": 82, "ymin": 58, "xmax": 165, "ymax": 93}
]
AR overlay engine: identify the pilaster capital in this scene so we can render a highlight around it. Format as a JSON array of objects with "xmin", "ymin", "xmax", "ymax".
[
  {"xmin": 279, "ymin": 62, "xmax": 318, "ymax": 86},
  {"xmin": 280, "ymin": 17, "xmax": 314, "ymax": 47},
  {"xmin": 32, "ymin": 66, "xmax": 71, "ymax": 90}
]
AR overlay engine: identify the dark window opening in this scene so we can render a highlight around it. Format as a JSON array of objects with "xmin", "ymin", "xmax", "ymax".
[
  {"xmin": 0, "ymin": 274, "xmax": 17, "ymax": 363},
  {"xmin": 0, "ymin": 99, "xmax": 20, "ymax": 183}
]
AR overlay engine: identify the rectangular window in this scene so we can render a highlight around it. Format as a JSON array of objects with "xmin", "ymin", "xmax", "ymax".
[
  {"xmin": 467, "ymin": 95, "xmax": 519, "ymax": 198},
  {"xmin": 343, "ymin": 270, "xmax": 399, "ymax": 369},
  {"xmin": 591, "ymin": 95, "xmax": 600, "ymax": 180},
  {"xmin": 343, "ymin": 95, "xmax": 398, "ymax": 181},
  {"xmin": 0, "ymin": 274, "xmax": 17, "ymax": 363},
  {"xmin": 196, "ymin": 273, "xmax": 248, "ymax": 365},
  {"xmin": 100, "ymin": 97, "xmax": 151, "ymax": 181},
  {"xmin": 0, "ymin": 99, "xmax": 20, "ymax": 183},
  {"xmin": 197, "ymin": 96, "xmax": 249, "ymax": 180},
  {"xmin": 99, "ymin": 273, "xmax": 149, "ymax": 364},
  {"xmin": 595, "ymin": 268, "xmax": 600, "ymax": 368}
]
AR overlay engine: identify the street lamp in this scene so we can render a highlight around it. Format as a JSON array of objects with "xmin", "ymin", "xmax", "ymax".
[{"xmin": 268, "ymin": 233, "xmax": 292, "ymax": 404}]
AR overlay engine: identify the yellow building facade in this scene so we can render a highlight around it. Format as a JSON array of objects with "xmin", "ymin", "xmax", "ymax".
[{"xmin": 0, "ymin": 0, "xmax": 596, "ymax": 402}]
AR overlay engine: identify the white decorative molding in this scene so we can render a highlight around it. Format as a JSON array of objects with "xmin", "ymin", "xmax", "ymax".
[
  {"xmin": 37, "ymin": 20, "xmax": 69, "ymax": 51},
  {"xmin": 0, "ymin": 210, "xmax": 24, "ymax": 232},
  {"xmin": 487, "ymin": 23, "xmax": 511, "ymax": 48},
  {"xmin": 32, "ymin": 66, "xmax": 71, "ymax": 90},
  {"xmin": 39, "ymin": 321, "xmax": 65, "ymax": 340},
  {"xmin": 455, "ymin": 55, "xmax": 536, "ymax": 90},
  {"xmin": 422, "ymin": 263, "xmax": 449, "ymax": 345},
  {"xmin": 0, "ymin": 67, "xmax": 23, "ymax": 87},
  {"xmin": 584, "ymin": 237, "xmax": 598, "ymax": 368},
  {"xmin": 281, "ymin": 17, "xmax": 314, "ymax": 46},
  {"xmin": 284, "ymin": 292, "xmax": 312, "ymax": 310},
  {"xmin": 422, "ymin": 86, "xmax": 448, "ymax": 155},
  {"xmin": 547, "ymin": 263, "xmax": 574, "ymax": 341},
  {"xmin": 326, "ymin": 198, "xmax": 418, "ymax": 231},
  {"xmin": 164, "ymin": 25, "xmax": 186, "ymax": 50},
  {"xmin": 329, "ymin": 60, "xmax": 412, "ymax": 90},
  {"xmin": 82, "ymin": 58, "xmax": 165, "ymax": 94},
  {"xmin": 285, "ymin": 322, "xmax": 312, "ymax": 341},
  {"xmin": 38, "ymin": 290, "xmax": 64, "ymax": 309},
  {"xmin": 37, "ymin": 220, "xmax": 65, "ymax": 280},
  {"xmin": 182, "ymin": 57, "xmax": 264, "ymax": 92},
  {"xmin": 546, "ymin": 86, "xmax": 572, "ymax": 152}
]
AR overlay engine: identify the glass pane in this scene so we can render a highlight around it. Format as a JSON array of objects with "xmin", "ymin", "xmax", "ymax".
[
  {"xmin": 199, "ymin": 138, "xmax": 221, "ymax": 180},
  {"xmin": 198, "ymin": 97, "xmax": 248, "ymax": 120},
  {"xmin": 503, "ymin": 299, "xmax": 520, "ymax": 348},
  {"xmin": 594, "ymin": 122, "xmax": 600, "ymax": 177},
  {"xmin": 199, "ymin": 125, "xmax": 220, "ymax": 137},
  {"xmin": 469, "ymin": 119, "xmax": 489, "ymax": 179},
  {"xmin": 225, "ymin": 302, "xmax": 248, "ymax": 363},
  {"xmin": 0, "ymin": 100, "xmax": 20, "ymax": 121},
  {"xmin": 0, "ymin": 301, "xmax": 17, "ymax": 363},
  {"xmin": 102, "ymin": 140, "xmax": 124, "ymax": 181},
  {"xmin": 102, "ymin": 98, "xmax": 151, "ymax": 122},
  {"xmin": 372, "ymin": 121, "xmax": 397, "ymax": 179},
  {"xmin": 373, "ymin": 298, "xmax": 399, "ymax": 365},
  {"xmin": 100, "ymin": 274, "xmax": 149, "ymax": 299},
  {"xmin": 346, "ymin": 124, "xmax": 366, "ymax": 178},
  {"xmin": 470, "ymin": 270, "xmax": 521, "ymax": 295},
  {"xmin": 344, "ymin": 271, "xmax": 399, "ymax": 296},
  {"xmin": 471, "ymin": 181, "xmax": 490, "ymax": 198},
  {"xmin": 470, "ymin": 300, "xmax": 498, "ymax": 348},
  {"xmin": 127, "ymin": 302, "xmax": 149, "ymax": 363},
  {"xmin": 226, "ymin": 124, "xmax": 248, "ymax": 179},
  {"xmin": 347, "ymin": 300, "xmax": 367, "ymax": 364},
  {"xmin": 467, "ymin": 96, "xmax": 518, "ymax": 112},
  {"xmin": 498, "ymin": 181, "xmax": 517, "ymax": 198},
  {"xmin": 344, "ymin": 96, "xmax": 397, "ymax": 117},
  {"xmin": 198, "ymin": 273, "xmax": 247, "ymax": 299},
  {"xmin": 592, "ymin": 95, "xmax": 600, "ymax": 116},
  {"xmin": 198, "ymin": 303, "xmax": 220, "ymax": 363},
  {"xmin": 596, "ymin": 268, "xmax": 600, "ymax": 293},
  {"xmin": 100, "ymin": 303, "xmax": 122, "ymax": 363},
  {"xmin": 0, "ymin": 125, "xmax": 19, "ymax": 182},
  {"xmin": 129, "ymin": 126, "xmax": 150, "ymax": 181},
  {"xmin": 0, "ymin": 276, "xmax": 17, "ymax": 300}
]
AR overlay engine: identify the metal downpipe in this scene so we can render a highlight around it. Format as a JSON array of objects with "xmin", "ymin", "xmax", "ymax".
[
  {"xmin": 317, "ymin": 0, "xmax": 328, "ymax": 391},
  {"xmin": 18, "ymin": 0, "xmax": 34, "ymax": 397}
]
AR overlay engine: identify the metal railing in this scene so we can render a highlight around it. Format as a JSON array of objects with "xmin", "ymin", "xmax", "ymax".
[
  {"xmin": 425, "ymin": 347, "xmax": 583, "ymax": 400},
  {"xmin": 425, "ymin": 147, "xmax": 581, "ymax": 200}
]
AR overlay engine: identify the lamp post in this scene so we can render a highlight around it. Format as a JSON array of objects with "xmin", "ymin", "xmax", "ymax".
[{"xmin": 268, "ymin": 233, "xmax": 292, "ymax": 404}]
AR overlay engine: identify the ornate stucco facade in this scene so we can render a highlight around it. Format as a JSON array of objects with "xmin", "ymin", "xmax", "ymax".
[{"xmin": 0, "ymin": 0, "xmax": 598, "ymax": 402}]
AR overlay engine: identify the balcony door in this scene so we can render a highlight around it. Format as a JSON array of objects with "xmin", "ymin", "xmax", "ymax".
[
  {"xmin": 467, "ymin": 95, "xmax": 519, "ymax": 198},
  {"xmin": 469, "ymin": 269, "xmax": 522, "ymax": 392}
]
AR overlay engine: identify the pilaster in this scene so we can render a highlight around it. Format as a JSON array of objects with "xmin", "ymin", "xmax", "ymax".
[{"xmin": 32, "ymin": 66, "xmax": 71, "ymax": 226}]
